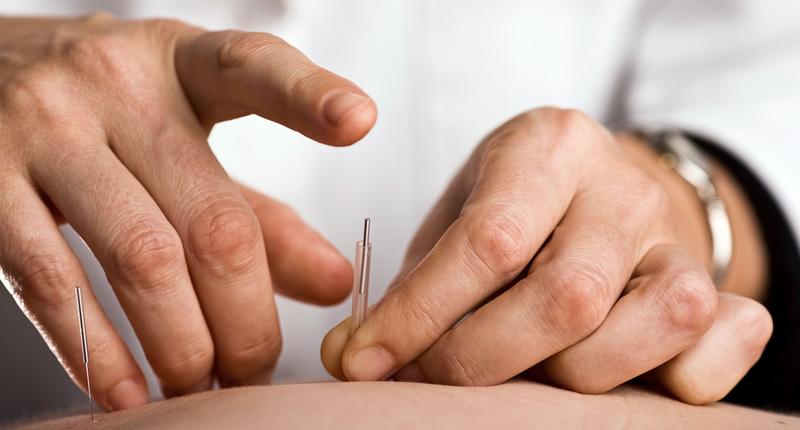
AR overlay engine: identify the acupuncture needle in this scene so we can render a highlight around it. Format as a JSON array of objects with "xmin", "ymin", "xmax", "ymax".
[
  {"xmin": 351, "ymin": 218, "xmax": 372, "ymax": 335},
  {"xmin": 75, "ymin": 286, "xmax": 94, "ymax": 422}
]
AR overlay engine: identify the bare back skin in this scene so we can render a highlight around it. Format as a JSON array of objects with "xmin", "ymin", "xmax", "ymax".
[{"xmin": 13, "ymin": 381, "xmax": 799, "ymax": 430}]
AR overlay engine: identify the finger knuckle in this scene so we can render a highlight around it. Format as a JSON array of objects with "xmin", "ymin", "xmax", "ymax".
[
  {"xmin": 662, "ymin": 270, "xmax": 717, "ymax": 335},
  {"xmin": 219, "ymin": 334, "xmax": 282, "ymax": 382},
  {"xmin": 463, "ymin": 206, "xmax": 530, "ymax": 282},
  {"xmin": 59, "ymin": 33, "xmax": 129, "ymax": 79},
  {"xmin": 389, "ymin": 289, "xmax": 448, "ymax": 344},
  {"xmin": 628, "ymin": 170, "xmax": 671, "ymax": 219},
  {"xmin": 186, "ymin": 196, "xmax": 261, "ymax": 272},
  {"xmin": 287, "ymin": 66, "xmax": 330, "ymax": 100},
  {"xmin": 549, "ymin": 108, "xmax": 609, "ymax": 155},
  {"xmin": 544, "ymin": 107, "xmax": 590, "ymax": 127},
  {"xmin": 0, "ymin": 70, "xmax": 66, "ymax": 122},
  {"xmin": 214, "ymin": 31, "xmax": 284, "ymax": 71},
  {"xmin": 508, "ymin": 106, "xmax": 565, "ymax": 129},
  {"xmin": 479, "ymin": 108, "xmax": 598, "ymax": 167},
  {"xmin": 13, "ymin": 251, "xmax": 75, "ymax": 308},
  {"xmin": 499, "ymin": 107, "xmax": 606, "ymax": 164},
  {"xmin": 485, "ymin": 107, "xmax": 546, "ymax": 143},
  {"xmin": 550, "ymin": 108, "xmax": 594, "ymax": 138},
  {"xmin": 441, "ymin": 351, "xmax": 486, "ymax": 386},
  {"xmin": 110, "ymin": 217, "xmax": 184, "ymax": 286},
  {"xmin": 480, "ymin": 127, "xmax": 534, "ymax": 165},
  {"xmin": 157, "ymin": 340, "xmax": 214, "ymax": 386},
  {"xmin": 543, "ymin": 262, "xmax": 610, "ymax": 337}
]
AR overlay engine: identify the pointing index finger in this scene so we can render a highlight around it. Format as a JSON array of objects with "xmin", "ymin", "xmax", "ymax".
[{"xmin": 175, "ymin": 29, "xmax": 377, "ymax": 145}]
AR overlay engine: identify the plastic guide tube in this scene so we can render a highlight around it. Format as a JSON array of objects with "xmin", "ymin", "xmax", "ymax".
[{"xmin": 351, "ymin": 218, "xmax": 371, "ymax": 335}]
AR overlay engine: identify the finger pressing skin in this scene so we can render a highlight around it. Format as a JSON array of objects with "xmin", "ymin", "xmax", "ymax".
[
  {"xmin": 174, "ymin": 29, "xmax": 377, "ymax": 145},
  {"xmin": 106, "ymin": 117, "xmax": 281, "ymax": 388},
  {"xmin": 651, "ymin": 293, "xmax": 772, "ymax": 404},
  {"xmin": 0, "ymin": 176, "xmax": 147, "ymax": 411},
  {"xmin": 237, "ymin": 183, "xmax": 352, "ymax": 306},
  {"xmin": 327, "ymin": 109, "xmax": 602, "ymax": 382},
  {"xmin": 29, "ymin": 139, "xmax": 215, "ymax": 397},
  {"xmin": 539, "ymin": 244, "xmax": 718, "ymax": 394}
]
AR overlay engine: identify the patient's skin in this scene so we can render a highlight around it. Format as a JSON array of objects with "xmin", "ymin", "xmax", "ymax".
[{"xmin": 15, "ymin": 381, "xmax": 798, "ymax": 430}]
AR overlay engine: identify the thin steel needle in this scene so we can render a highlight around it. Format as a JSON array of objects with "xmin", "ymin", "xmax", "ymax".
[
  {"xmin": 359, "ymin": 218, "xmax": 371, "ymax": 294},
  {"xmin": 75, "ymin": 286, "xmax": 94, "ymax": 422}
]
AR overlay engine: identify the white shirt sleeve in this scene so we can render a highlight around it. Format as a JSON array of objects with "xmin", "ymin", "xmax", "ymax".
[{"xmin": 625, "ymin": 0, "xmax": 800, "ymax": 248}]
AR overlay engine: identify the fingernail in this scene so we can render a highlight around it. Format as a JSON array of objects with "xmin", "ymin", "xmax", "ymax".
[
  {"xmin": 393, "ymin": 363, "xmax": 427, "ymax": 383},
  {"xmin": 346, "ymin": 346, "xmax": 396, "ymax": 381},
  {"xmin": 322, "ymin": 91, "xmax": 369, "ymax": 125},
  {"xmin": 108, "ymin": 378, "xmax": 148, "ymax": 411}
]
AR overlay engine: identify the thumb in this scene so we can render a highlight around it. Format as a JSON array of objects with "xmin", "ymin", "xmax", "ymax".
[{"xmin": 175, "ymin": 28, "xmax": 377, "ymax": 146}]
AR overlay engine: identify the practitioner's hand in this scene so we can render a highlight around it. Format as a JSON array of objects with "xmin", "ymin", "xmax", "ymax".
[
  {"xmin": 322, "ymin": 107, "xmax": 771, "ymax": 404},
  {"xmin": 0, "ymin": 13, "xmax": 375, "ymax": 410}
]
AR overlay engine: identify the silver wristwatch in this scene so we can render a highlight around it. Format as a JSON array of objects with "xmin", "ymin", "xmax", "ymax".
[{"xmin": 639, "ymin": 130, "xmax": 732, "ymax": 286}]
